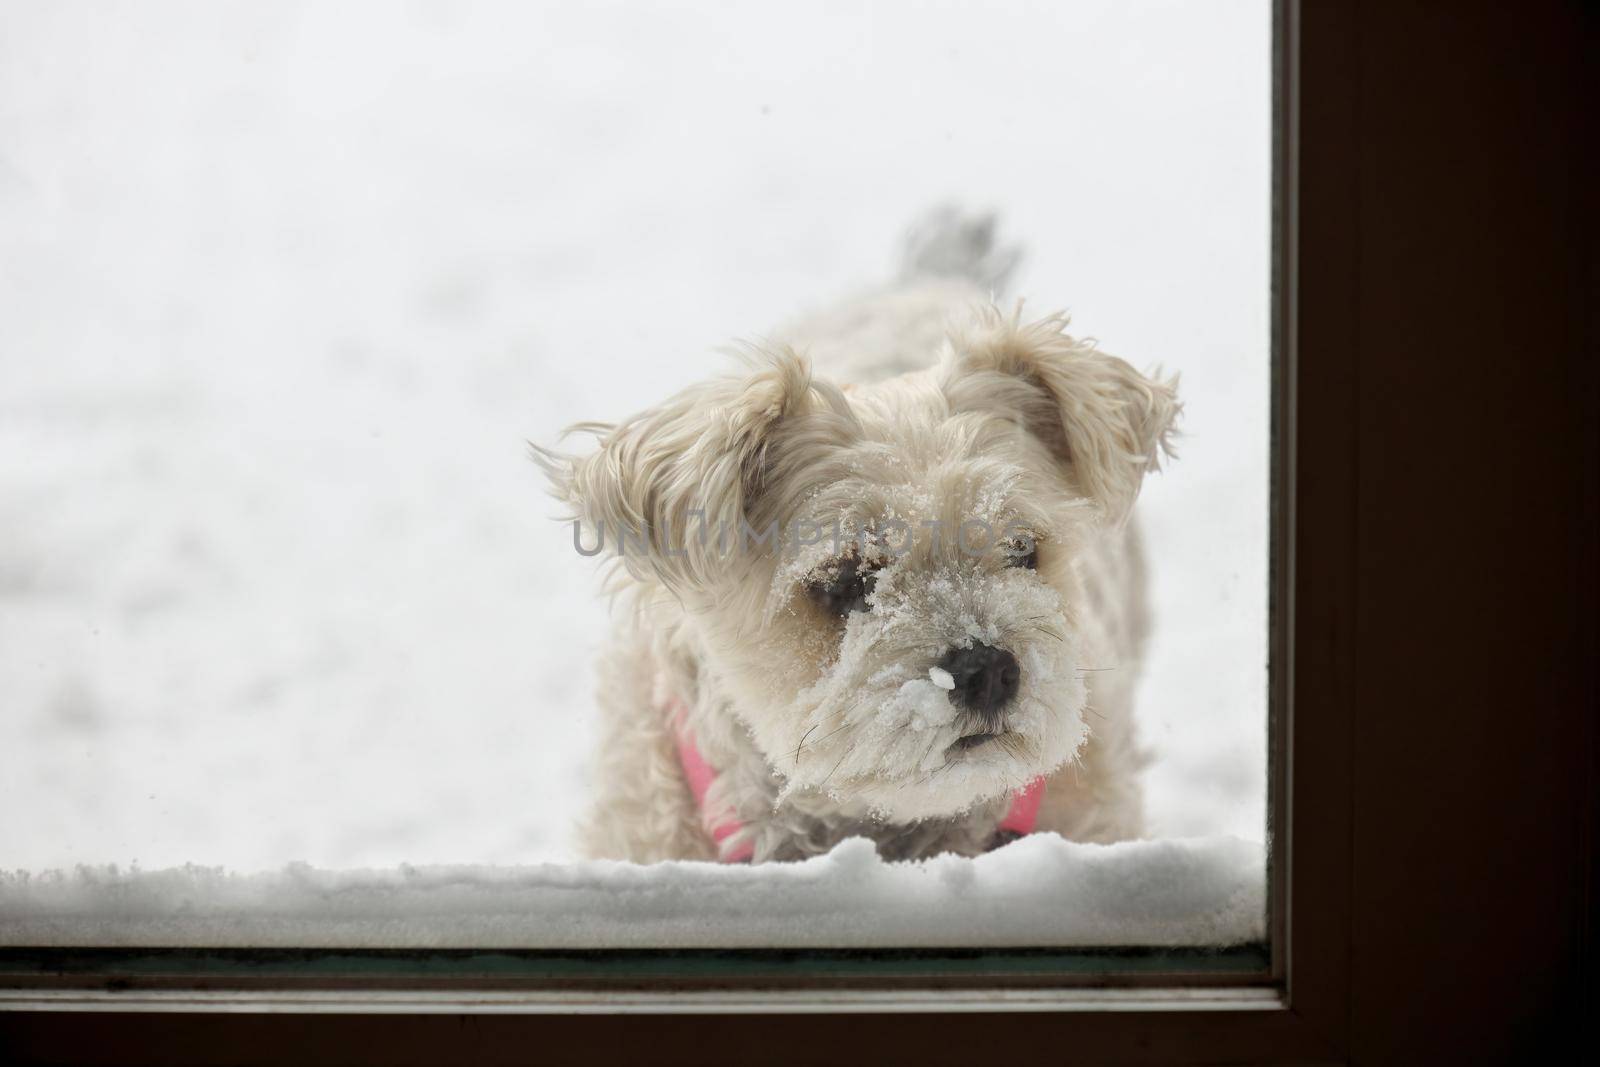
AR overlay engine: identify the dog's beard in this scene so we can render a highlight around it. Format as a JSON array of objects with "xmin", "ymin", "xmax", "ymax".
[{"xmin": 761, "ymin": 562, "xmax": 1090, "ymax": 821}]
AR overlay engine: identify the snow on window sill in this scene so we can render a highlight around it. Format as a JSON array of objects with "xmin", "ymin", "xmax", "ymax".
[{"xmin": 0, "ymin": 834, "xmax": 1264, "ymax": 950}]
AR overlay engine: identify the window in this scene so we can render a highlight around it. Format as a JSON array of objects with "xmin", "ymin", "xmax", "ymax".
[
  {"xmin": 3, "ymin": 1, "xmax": 1589, "ymax": 1061},
  {"xmin": 1, "ymin": 0, "xmax": 1270, "ymax": 956}
]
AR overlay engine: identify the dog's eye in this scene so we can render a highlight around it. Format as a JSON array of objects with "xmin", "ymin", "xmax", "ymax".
[
  {"xmin": 806, "ymin": 557, "xmax": 877, "ymax": 617},
  {"xmin": 1004, "ymin": 538, "xmax": 1038, "ymax": 570}
]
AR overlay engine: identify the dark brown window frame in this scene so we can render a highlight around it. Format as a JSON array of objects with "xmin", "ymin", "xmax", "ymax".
[{"xmin": 1, "ymin": 1, "xmax": 1591, "ymax": 1061}]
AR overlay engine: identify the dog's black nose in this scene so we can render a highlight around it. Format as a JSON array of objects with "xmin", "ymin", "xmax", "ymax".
[{"xmin": 937, "ymin": 643, "xmax": 1021, "ymax": 723}]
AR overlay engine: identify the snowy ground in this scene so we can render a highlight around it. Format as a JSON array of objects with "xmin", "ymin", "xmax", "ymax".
[{"xmin": 0, "ymin": 0, "xmax": 1269, "ymax": 909}]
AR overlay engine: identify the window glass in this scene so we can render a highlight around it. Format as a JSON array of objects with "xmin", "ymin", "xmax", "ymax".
[{"xmin": 0, "ymin": 0, "xmax": 1268, "ymax": 949}]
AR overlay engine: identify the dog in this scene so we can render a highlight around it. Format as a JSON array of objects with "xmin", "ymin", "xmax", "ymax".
[{"xmin": 536, "ymin": 210, "xmax": 1179, "ymax": 863}]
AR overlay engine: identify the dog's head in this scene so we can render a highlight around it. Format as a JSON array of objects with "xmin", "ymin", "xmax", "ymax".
[{"xmin": 539, "ymin": 306, "xmax": 1178, "ymax": 820}]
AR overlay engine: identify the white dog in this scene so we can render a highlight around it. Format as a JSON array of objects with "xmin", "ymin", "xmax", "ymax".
[{"xmin": 537, "ymin": 210, "xmax": 1178, "ymax": 863}]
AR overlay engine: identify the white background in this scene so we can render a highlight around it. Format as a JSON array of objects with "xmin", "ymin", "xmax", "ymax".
[{"xmin": 0, "ymin": 0, "xmax": 1269, "ymax": 871}]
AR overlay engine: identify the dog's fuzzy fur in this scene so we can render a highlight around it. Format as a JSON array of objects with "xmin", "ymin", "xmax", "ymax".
[{"xmin": 537, "ymin": 211, "xmax": 1179, "ymax": 863}]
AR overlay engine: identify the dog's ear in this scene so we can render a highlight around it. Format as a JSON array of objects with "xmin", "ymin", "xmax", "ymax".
[
  {"xmin": 943, "ymin": 308, "xmax": 1180, "ymax": 525},
  {"xmin": 534, "ymin": 347, "xmax": 856, "ymax": 589}
]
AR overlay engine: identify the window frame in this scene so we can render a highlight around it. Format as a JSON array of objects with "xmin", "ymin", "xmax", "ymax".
[{"xmin": 3, "ymin": 0, "xmax": 1592, "ymax": 1061}]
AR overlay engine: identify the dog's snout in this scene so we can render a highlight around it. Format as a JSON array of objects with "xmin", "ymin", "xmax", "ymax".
[{"xmin": 937, "ymin": 643, "xmax": 1021, "ymax": 722}]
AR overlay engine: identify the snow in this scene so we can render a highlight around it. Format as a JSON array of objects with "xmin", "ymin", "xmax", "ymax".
[
  {"xmin": 0, "ymin": 835, "xmax": 1264, "ymax": 949},
  {"xmin": 928, "ymin": 667, "xmax": 956, "ymax": 691},
  {"xmin": 0, "ymin": 1, "xmax": 1269, "ymax": 945}
]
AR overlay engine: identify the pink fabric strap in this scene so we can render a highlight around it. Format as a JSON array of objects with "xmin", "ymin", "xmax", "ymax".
[
  {"xmin": 665, "ymin": 696, "xmax": 1044, "ymax": 863},
  {"xmin": 998, "ymin": 775, "xmax": 1045, "ymax": 836},
  {"xmin": 667, "ymin": 698, "xmax": 755, "ymax": 863}
]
